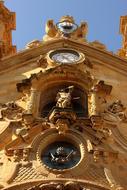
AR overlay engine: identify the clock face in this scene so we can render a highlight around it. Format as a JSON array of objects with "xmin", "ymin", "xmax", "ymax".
[
  {"xmin": 41, "ymin": 141, "xmax": 80, "ymax": 170},
  {"xmin": 50, "ymin": 49, "xmax": 80, "ymax": 64}
]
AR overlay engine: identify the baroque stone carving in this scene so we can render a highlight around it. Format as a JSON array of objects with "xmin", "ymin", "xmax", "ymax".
[
  {"xmin": 22, "ymin": 181, "xmax": 97, "ymax": 190},
  {"xmin": 25, "ymin": 40, "xmax": 41, "ymax": 49},
  {"xmin": 90, "ymin": 81, "xmax": 112, "ymax": 116},
  {"xmin": 56, "ymin": 86, "xmax": 74, "ymax": 108},
  {"xmin": 47, "ymin": 85, "xmax": 83, "ymax": 134},
  {"xmin": 55, "ymin": 119, "xmax": 69, "ymax": 134},
  {"xmin": 43, "ymin": 15, "xmax": 88, "ymax": 41},
  {"xmin": 37, "ymin": 55, "xmax": 48, "ymax": 68},
  {"xmin": 103, "ymin": 100, "xmax": 127, "ymax": 124},
  {"xmin": 0, "ymin": 101, "xmax": 24, "ymax": 121}
]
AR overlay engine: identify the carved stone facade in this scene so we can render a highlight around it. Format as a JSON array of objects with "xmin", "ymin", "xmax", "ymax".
[
  {"xmin": 0, "ymin": 3, "xmax": 127, "ymax": 190},
  {"xmin": 0, "ymin": 1, "xmax": 16, "ymax": 58}
]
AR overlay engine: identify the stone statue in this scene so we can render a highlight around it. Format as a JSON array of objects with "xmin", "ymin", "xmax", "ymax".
[{"xmin": 56, "ymin": 86, "xmax": 74, "ymax": 108}]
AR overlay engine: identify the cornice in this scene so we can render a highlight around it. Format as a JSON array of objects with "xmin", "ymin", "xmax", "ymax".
[{"xmin": 0, "ymin": 38, "xmax": 127, "ymax": 76}]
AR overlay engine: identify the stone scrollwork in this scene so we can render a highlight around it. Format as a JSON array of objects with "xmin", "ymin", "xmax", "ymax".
[
  {"xmin": 104, "ymin": 167, "xmax": 125, "ymax": 190},
  {"xmin": 0, "ymin": 101, "xmax": 24, "ymax": 121},
  {"xmin": 89, "ymin": 81, "xmax": 112, "ymax": 116},
  {"xmin": 103, "ymin": 100, "xmax": 127, "ymax": 124}
]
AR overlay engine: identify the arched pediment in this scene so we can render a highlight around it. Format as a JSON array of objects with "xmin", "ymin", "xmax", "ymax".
[{"xmin": 17, "ymin": 64, "xmax": 94, "ymax": 93}]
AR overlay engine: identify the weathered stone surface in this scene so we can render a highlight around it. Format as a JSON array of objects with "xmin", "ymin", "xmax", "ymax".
[{"xmin": 0, "ymin": 6, "xmax": 127, "ymax": 190}]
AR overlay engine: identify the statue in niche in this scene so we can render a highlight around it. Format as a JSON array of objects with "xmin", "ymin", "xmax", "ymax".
[{"xmin": 56, "ymin": 86, "xmax": 74, "ymax": 108}]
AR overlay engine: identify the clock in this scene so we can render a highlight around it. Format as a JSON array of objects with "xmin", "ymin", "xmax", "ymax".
[
  {"xmin": 49, "ymin": 49, "xmax": 80, "ymax": 64},
  {"xmin": 41, "ymin": 141, "xmax": 81, "ymax": 170}
]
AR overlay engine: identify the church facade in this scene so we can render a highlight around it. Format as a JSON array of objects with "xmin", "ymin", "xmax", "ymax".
[{"xmin": 0, "ymin": 2, "xmax": 127, "ymax": 190}]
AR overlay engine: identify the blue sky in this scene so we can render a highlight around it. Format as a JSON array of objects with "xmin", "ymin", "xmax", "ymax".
[{"xmin": 5, "ymin": 0, "xmax": 127, "ymax": 52}]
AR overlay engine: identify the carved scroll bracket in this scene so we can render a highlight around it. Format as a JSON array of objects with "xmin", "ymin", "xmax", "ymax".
[{"xmin": 104, "ymin": 167, "xmax": 125, "ymax": 190}]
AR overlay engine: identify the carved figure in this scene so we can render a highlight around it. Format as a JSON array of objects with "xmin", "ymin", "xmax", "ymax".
[
  {"xmin": 56, "ymin": 86, "xmax": 74, "ymax": 108},
  {"xmin": 45, "ymin": 20, "xmax": 57, "ymax": 37},
  {"xmin": 22, "ymin": 148, "xmax": 29, "ymax": 161},
  {"xmin": 13, "ymin": 150, "xmax": 19, "ymax": 162},
  {"xmin": 43, "ymin": 19, "xmax": 57, "ymax": 41}
]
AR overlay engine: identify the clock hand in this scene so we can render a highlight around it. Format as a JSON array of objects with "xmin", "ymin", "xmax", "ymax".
[
  {"xmin": 61, "ymin": 54, "xmax": 72, "ymax": 62},
  {"xmin": 49, "ymin": 152, "xmax": 55, "ymax": 161},
  {"xmin": 66, "ymin": 150, "xmax": 76, "ymax": 159}
]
